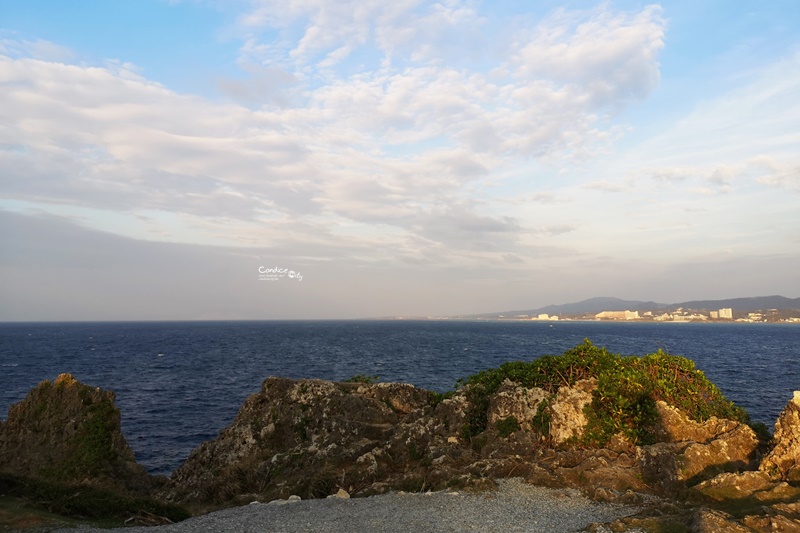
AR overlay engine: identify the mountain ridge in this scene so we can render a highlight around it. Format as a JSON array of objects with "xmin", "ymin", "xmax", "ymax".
[{"xmin": 460, "ymin": 295, "xmax": 800, "ymax": 318}]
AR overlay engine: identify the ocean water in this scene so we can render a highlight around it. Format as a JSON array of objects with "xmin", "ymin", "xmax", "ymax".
[{"xmin": 1, "ymin": 320, "xmax": 798, "ymax": 476}]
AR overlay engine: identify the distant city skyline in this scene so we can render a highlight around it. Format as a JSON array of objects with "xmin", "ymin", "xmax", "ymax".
[{"xmin": 1, "ymin": 1, "xmax": 799, "ymax": 320}]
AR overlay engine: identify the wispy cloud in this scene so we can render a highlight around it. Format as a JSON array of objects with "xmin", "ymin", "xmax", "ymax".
[{"xmin": 1, "ymin": 2, "xmax": 798, "ymax": 318}]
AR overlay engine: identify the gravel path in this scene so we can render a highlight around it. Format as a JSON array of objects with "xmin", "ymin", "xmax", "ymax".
[{"xmin": 56, "ymin": 480, "xmax": 640, "ymax": 533}]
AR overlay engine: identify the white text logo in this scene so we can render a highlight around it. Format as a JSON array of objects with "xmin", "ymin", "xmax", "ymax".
[{"xmin": 258, "ymin": 266, "xmax": 303, "ymax": 282}]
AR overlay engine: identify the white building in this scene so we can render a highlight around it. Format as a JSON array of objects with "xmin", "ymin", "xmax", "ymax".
[{"xmin": 595, "ymin": 310, "xmax": 640, "ymax": 320}]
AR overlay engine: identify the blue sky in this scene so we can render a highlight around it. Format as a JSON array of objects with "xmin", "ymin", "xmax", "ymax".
[{"xmin": 1, "ymin": 0, "xmax": 798, "ymax": 320}]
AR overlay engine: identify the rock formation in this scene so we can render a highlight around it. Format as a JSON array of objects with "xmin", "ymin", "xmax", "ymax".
[
  {"xmin": 640, "ymin": 401, "xmax": 760, "ymax": 490},
  {"xmin": 162, "ymin": 375, "xmax": 759, "ymax": 506},
  {"xmin": 4, "ymin": 350, "xmax": 800, "ymax": 532},
  {"xmin": 0, "ymin": 373, "xmax": 154, "ymax": 495},
  {"xmin": 760, "ymin": 391, "xmax": 800, "ymax": 481},
  {"xmin": 158, "ymin": 373, "xmax": 800, "ymax": 532}
]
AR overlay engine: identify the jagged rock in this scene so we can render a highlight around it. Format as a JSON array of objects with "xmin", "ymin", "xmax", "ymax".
[
  {"xmin": 692, "ymin": 509, "xmax": 753, "ymax": 533},
  {"xmin": 0, "ymin": 373, "xmax": 154, "ymax": 495},
  {"xmin": 773, "ymin": 501, "xmax": 800, "ymax": 516},
  {"xmin": 547, "ymin": 378, "xmax": 596, "ymax": 445},
  {"xmin": 680, "ymin": 423, "xmax": 759, "ymax": 482},
  {"xmin": 693, "ymin": 470, "xmax": 775, "ymax": 500},
  {"xmin": 742, "ymin": 514, "xmax": 800, "ymax": 533},
  {"xmin": 163, "ymin": 377, "xmax": 439, "ymax": 504},
  {"xmin": 543, "ymin": 447, "xmax": 648, "ymax": 497},
  {"xmin": 760, "ymin": 391, "xmax": 800, "ymax": 481},
  {"xmin": 161, "ymin": 373, "xmax": 769, "ymax": 507},
  {"xmin": 640, "ymin": 412, "xmax": 758, "ymax": 490},
  {"xmin": 653, "ymin": 400, "xmax": 741, "ymax": 443},
  {"xmin": 6, "ymin": 354, "xmax": 792, "ymax": 526},
  {"xmin": 486, "ymin": 380, "xmax": 548, "ymax": 429}
]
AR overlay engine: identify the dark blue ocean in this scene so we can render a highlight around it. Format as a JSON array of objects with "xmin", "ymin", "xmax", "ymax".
[{"xmin": 1, "ymin": 320, "xmax": 798, "ymax": 476}]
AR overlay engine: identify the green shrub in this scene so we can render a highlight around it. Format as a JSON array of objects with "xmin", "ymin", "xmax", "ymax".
[
  {"xmin": 495, "ymin": 416, "xmax": 521, "ymax": 438},
  {"xmin": 457, "ymin": 340, "xmax": 749, "ymax": 445},
  {"xmin": 0, "ymin": 473, "xmax": 190, "ymax": 523},
  {"xmin": 531, "ymin": 396, "xmax": 553, "ymax": 437},
  {"xmin": 344, "ymin": 374, "xmax": 379, "ymax": 384}
]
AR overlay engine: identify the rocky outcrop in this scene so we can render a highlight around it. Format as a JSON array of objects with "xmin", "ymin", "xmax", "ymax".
[
  {"xmin": 162, "ymin": 378, "xmax": 446, "ymax": 504},
  {"xmin": 160, "ymin": 373, "xmax": 768, "ymax": 509},
  {"xmin": 686, "ymin": 393, "xmax": 800, "ymax": 532},
  {"xmin": 760, "ymin": 391, "xmax": 800, "ymax": 481},
  {"xmin": 0, "ymin": 373, "xmax": 154, "ymax": 495},
  {"xmin": 639, "ymin": 400, "xmax": 760, "ymax": 491},
  {"xmin": 163, "ymin": 376, "xmax": 623, "ymax": 505},
  {"xmin": 6, "ymin": 371, "xmax": 799, "ymax": 532}
]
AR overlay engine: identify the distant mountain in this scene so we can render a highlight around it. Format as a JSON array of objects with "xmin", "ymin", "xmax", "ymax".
[
  {"xmin": 532, "ymin": 297, "xmax": 667, "ymax": 316},
  {"xmin": 464, "ymin": 297, "xmax": 667, "ymax": 319},
  {"xmin": 462, "ymin": 295, "xmax": 799, "ymax": 318},
  {"xmin": 674, "ymin": 295, "xmax": 800, "ymax": 311}
]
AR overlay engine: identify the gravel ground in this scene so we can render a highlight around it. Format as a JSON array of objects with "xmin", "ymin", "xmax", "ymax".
[{"xmin": 55, "ymin": 480, "xmax": 640, "ymax": 533}]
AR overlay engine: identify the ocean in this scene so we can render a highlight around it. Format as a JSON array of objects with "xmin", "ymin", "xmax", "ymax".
[{"xmin": 1, "ymin": 320, "xmax": 798, "ymax": 476}]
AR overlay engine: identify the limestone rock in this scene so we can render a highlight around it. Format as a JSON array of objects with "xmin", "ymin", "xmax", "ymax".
[
  {"xmin": 742, "ymin": 514, "xmax": 800, "ymax": 533},
  {"xmin": 692, "ymin": 509, "xmax": 753, "ymax": 533},
  {"xmin": 680, "ymin": 423, "xmax": 759, "ymax": 482},
  {"xmin": 760, "ymin": 391, "xmax": 800, "ymax": 481},
  {"xmin": 159, "ymin": 374, "xmax": 761, "ymax": 508},
  {"xmin": 164, "ymin": 377, "xmax": 438, "ymax": 504},
  {"xmin": 653, "ymin": 400, "xmax": 740, "ymax": 443},
  {"xmin": 693, "ymin": 470, "xmax": 774, "ymax": 500},
  {"xmin": 0, "ymin": 373, "xmax": 153, "ymax": 494},
  {"xmin": 640, "ymin": 413, "xmax": 758, "ymax": 489},
  {"xmin": 486, "ymin": 380, "xmax": 548, "ymax": 429},
  {"xmin": 547, "ymin": 378, "xmax": 596, "ymax": 445}
]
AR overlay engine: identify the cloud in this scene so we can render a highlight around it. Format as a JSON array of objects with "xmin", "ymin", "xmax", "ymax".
[
  {"xmin": 508, "ymin": 4, "xmax": 665, "ymax": 107},
  {"xmin": 583, "ymin": 180, "xmax": 629, "ymax": 193},
  {"xmin": 0, "ymin": 34, "xmax": 74, "ymax": 62},
  {"xmin": 753, "ymin": 156, "xmax": 800, "ymax": 192},
  {"xmin": 217, "ymin": 63, "xmax": 300, "ymax": 108},
  {"xmin": 0, "ymin": 2, "xmax": 667, "ymax": 260}
]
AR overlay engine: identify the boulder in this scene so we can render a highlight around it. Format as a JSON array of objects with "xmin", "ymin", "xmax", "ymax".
[
  {"xmin": 0, "ymin": 373, "xmax": 153, "ymax": 494},
  {"xmin": 692, "ymin": 509, "xmax": 754, "ymax": 533},
  {"xmin": 742, "ymin": 514, "xmax": 800, "ymax": 533},
  {"xmin": 679, "ymin": 423, "xmax": 759, "ymax": 483},
  {"xmin": 640, "ymin": 403, "xmax": 759, "ymax": 490},
  {"xmin": 693, "ymin": 470, "xmax": 775, "ymax": 500},
  {"xmin": 760, "ymin": 391, "xmax": 800, "ymax": 481},
  {"xmin": 486, "ymin": 380, "xmax": 548, "ymax": 430},
  {"xmin": 653, "ymin": 400, "xmax": 741, "ymax": 443}
]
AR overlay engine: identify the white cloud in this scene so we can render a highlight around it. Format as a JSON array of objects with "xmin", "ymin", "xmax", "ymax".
[
  {"xmin": 0, "ymin": 34, "xmax": 74, "ymax": 62},
  {"xmin": 509, "ymin": 5, "xmax": 665, "ymax": 106},
  {"xmin": 753, "ymin": 156, "xmax": 800, "ymax": 192},
  {"xmin": 0, "ymin": 2, "xmax": 667, "ymax": 264},
  {"xmin": 5, "ymin": 1, "xmax": 799, "ymax": 320}
]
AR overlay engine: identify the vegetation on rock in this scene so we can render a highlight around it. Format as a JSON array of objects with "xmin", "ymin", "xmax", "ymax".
[
  {"xmin": 459, "ymin": 339, "xmax": 749, "ymax": 445},
  {"xmin": 345, "ymin": 374, "xmax": 380, "ymax": 384},
  {"xmin": 0, "ymin": 473, "xmax": 189, "ymax": 524},
  {"xmin": 0, "ymin": 374, "xmax": 184, "ymax": 527},
  {"xmin": 495, "ymin": 416, "xmax": 521, "ymax": 438}
]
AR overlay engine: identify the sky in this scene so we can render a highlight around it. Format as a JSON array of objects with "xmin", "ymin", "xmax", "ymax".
[{"xmin": 0, "ymin": 0, "xmax": 799, "ymax": 320}]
